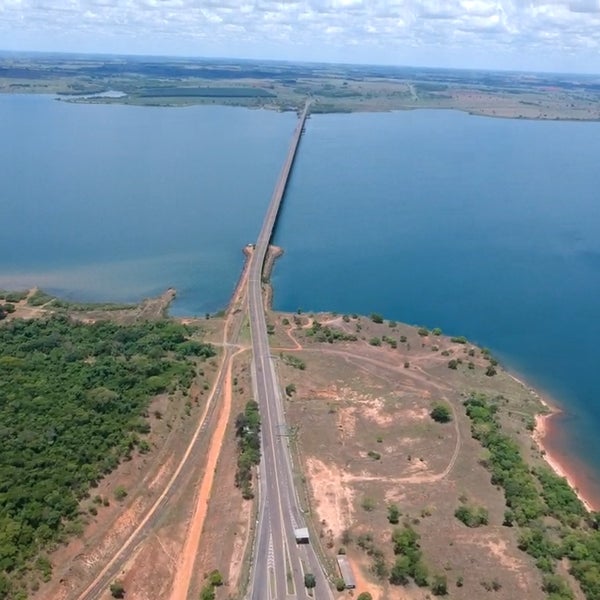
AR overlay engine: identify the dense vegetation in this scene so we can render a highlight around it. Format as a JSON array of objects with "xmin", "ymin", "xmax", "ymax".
[
  {"xmin": 464, "ymin": 394, "xmax": 600, "ymax": 599},
  {"xmin": 234, "ymin": 400, "xmax": 261, "ymax": 499},
  {"xmin": 138, "ymin": 86, "xmax": 276, "ymax": 98},
  {"xmin": 0, "ymin": 291, "xmax": 28, "ymax": 303},
  {"xmin": 389, "ymin": 525, "xmax": 429, "ymax": 587},
  {"xmin": 306, "ymin": 320, "xmax": 357, "ymax": 343},
  {"xmin": 0, "ymin": 316, "xmax": 214, "ymax": 598},
  {"xmin": 454, "ymin": 504, "xmax": 488, "ymax": 528}
]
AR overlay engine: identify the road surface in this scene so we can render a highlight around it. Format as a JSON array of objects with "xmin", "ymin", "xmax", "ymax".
[{"xmin": 247, "ymin": 102, "xmax": 334, "ymax": 600}]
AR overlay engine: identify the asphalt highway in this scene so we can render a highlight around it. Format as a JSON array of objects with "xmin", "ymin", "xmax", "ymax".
[{"xmin": 247, "ymin": 101, "xmax": 333, "ymax": 600}]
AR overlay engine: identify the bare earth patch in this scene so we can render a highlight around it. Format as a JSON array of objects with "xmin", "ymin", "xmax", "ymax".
[
  {"xmin": 305, "ymin": 457, "xmax": 354, "ymax": 539},
  {"xmin": 275, "ymin": 312, "xmax": 552, "ymax": 599}
]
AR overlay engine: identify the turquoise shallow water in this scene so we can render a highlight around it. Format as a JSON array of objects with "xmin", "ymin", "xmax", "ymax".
[
  {"xmin": 0, "ymin": 94, "xmax": 296, "ymax": 315},
  {"xmin": 3, "ymin": 96, "xmax": 600, "ymax": 500},
  {"xmin": 273, "ymin": 109, "xmax": 600, "ymax": 500}
]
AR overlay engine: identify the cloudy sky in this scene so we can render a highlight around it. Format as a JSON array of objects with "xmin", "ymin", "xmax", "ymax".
[{"xmin": 1, "ymin": 0, "xmax": 599, "ymax": 73}]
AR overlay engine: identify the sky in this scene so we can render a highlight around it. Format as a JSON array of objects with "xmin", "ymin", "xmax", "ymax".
[{"xmin": 1, "ymin": 0, "xmax": 600, "ymax": 73}]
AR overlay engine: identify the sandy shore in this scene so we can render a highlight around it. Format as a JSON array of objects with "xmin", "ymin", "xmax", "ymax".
[{"xmin": 508, "ymin": 373, "xmax": 596, "ymax": 513}]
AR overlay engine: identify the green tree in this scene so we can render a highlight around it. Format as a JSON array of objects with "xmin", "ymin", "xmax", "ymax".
[
  {"xmin": 541, "ymin": 574, "xmax": 573, "ymax": 598},
  {"xmin": 199, "ymin": 584, "xmax": 215, "ymax": 600},
  {"xmin": 357, "ymin": 593, "xmax": 373, "ymax": 600},
  {"xmin": 430, "ymin": 404, "xmax": 452, "ymax": 423},
  {"xmin": 110, "ymin": 580, "xmax": 125, "ymax": 599},
  {"xmin": 304, "ymin": 573, "xmax": 316, "ymax": 588},
  {"xmin": 455, "ymin": 505, "xmax": 488, "ymax": 528},
  {"xmin": 387, "ymin": 504, "xmax": 401, "ymax": 524},
  {"xmin": 389, "ymin": 555, "xmax": 411, "ymax": 585},
  {"xmin": 208, "ymin": 569, "xmax": 223, "ymax": 586}
]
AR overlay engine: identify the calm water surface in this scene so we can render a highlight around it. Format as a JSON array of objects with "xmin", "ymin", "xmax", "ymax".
[
  {"xmin": 273, "ymin": 110, "xmax": 600, "ymax": 499},
  {"xmin": 3, "ymin": 96, "xmax": 600, "ymax": 499},
  {"xmin": 0, "ymin": 94, "xmax": 296, "ymax": 314}
]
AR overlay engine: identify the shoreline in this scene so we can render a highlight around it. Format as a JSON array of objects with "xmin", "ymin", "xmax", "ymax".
[
  {"xmin": 4, "ymin": 280, "xmax": 598, "ymax": 513},
  {"xmin": 508, "ymin": 372, "xmax": 597, "ymax": 512}
]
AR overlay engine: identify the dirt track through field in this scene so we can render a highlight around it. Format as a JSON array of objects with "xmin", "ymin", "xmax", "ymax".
[
  {"xmin": 276, "ymin": 328, "xmax": 462, "ymax": 486},
  {"xmin": 168, "ymin": 347, "xmax": 247, "ymax": 600},
  {"xmin": 77, "ymin": 256, "xmax": 251, "ymax": 600}
]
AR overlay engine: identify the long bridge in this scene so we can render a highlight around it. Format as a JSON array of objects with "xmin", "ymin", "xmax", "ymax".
[
  {"xmin": 76, "ymin": 99, "xmax": 330, "ymax": 600},
  {"xmin": 247, "ymin": 101, "xmax": 333, "ymax": 599}
]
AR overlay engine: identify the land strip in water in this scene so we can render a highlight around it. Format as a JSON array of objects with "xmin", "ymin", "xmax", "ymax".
[{"xmin": 1, "ymin": 53, "xmax": 600, "ymax": 120}]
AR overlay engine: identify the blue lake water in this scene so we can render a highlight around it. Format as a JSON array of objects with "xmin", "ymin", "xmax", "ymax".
[
  {"xmin": 0, "ymin": 94, "xmax": 296, "ymax": 315},
  {"xmin": 273, "ymin": 109, "xmax": 600, "ymax": 500},
  {"xmin": 3, "ymin": 95, "xmax": 600, "ymax": 499}
]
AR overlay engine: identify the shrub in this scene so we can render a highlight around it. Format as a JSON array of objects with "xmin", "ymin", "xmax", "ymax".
[
  {"xmin": 417, "ymin": 327, "xmax": 429, "ymax": 337},
  {"xmin": 361, "ymin": 497, "xmax": 376, "ymax": 512},
  {"xmin": 199, "ymin": 584, "xmax": 215, "ymax": 600},
  {"xmin": 447, "ymin": 359, "xmax": 458, "ymax": 370},
  {"xmin": 455, "ymin": 505, "xmax": 489, "ymax": 528},
  {"xmin": 431, "ymin": 574, "xmax": 448, "ymax": 595},
  {"xmin": 114, "ymin": 486, "xmax": 128, "ymax": 501},
  {"xmin": 357, "ymin": 593, "xmax": 373, "ymax": 600},
  {"xmin": 281, "ymin": 354, "xmax": 306, "ymax": 370},
  {"xmin": 430, "ymin": 403, "xmax": 452, "ymax": 423},
  {"xmin": 110, "ymin": 581, "xmax": 125, "ymax": 599},
  {"xmin": 370, "ymin": 313, "xmax": 384, "ymax": 324},
  {"xmin": 369, "ymin": 337, "xmax": 382, "ymax": 346},
  {"xmin": 208, "ymin": 569, "xmax": 223, "ymax": 586},
  {"xmin": 387, "ymin": 504, "xmax": 401, "ymax": 524}
]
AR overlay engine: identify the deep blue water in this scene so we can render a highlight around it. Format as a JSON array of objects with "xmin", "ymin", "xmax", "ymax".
[
  {"xmin": 273, "ymin": 110, "xmax": 600, "ymax": 498},
  {"xmin": 0, "ymin": 94, "xmax": 296, "ymax": 315},
  {"xmin": 3, "ymin": 95, "xmax": 600, "ymax": 498}
]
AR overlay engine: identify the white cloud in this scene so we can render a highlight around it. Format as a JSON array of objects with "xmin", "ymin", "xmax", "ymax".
[{"xmin": 0, "ymin": 0, "xmax": 599, "ymax": 72}]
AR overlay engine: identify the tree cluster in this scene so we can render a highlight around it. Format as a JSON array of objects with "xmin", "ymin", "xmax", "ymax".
[
  {"xmin": 389, "ymin": 526, "xmax": 429, "ymax": 588},
  {"xmin": 234, "ymin": 400, "xmax": 261, "ymax": 499},
  {"xmin": 454, "ymin": 504, "xmax": 489, "ymax": 528},
  {"xmin": 463, "ymin": 394, "xmax": 600, "ymax": 600},
  {"xmin": 306, "ymin": 320, "xmax": 357, "ymax": 343},
  {"xmin": 0, "ymin": 316, "xmax": 210, "ymax": 598}
]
